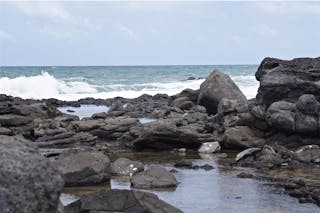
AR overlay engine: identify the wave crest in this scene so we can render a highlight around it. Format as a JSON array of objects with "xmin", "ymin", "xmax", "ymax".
[
  {"xmin": 0, "ymin": 72, "xmax": 258, "ymax": 101},
  {"xmin": 0, "ymin": 72, "xmax": 97, "ymax": 100}
]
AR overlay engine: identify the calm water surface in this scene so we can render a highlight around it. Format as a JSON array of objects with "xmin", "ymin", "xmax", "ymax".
[{"xmin": 61, "ymin": 151, "xmax": 319, "ymax": 213}]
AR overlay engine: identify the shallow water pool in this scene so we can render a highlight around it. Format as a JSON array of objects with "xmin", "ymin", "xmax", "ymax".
[
  {"xmin": 61, "ymin": 152, "xmax": 319, "ymax": 213},
  {"xmin": 58, "ymin": 104, "xmax": 109, "ymax": 119}
]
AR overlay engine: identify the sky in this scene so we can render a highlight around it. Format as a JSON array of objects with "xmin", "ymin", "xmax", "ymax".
[{"xmin": 0, "ymin": 1, "xmax": 320, "ymax": 66}]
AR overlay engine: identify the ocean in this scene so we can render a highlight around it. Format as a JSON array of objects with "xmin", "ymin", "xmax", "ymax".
[{"xmin": 0, "ymin": 65, "xmax": 259, "ymax": 101}]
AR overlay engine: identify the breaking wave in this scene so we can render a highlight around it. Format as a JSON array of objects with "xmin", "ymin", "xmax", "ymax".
[{"xmin": 0, "ymin": 72, "xmax": 258, "ymax": 101}]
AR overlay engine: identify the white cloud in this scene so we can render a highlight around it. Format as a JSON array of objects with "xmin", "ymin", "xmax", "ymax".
[
  {"xmin": 33, "ymin": 26, "xmax": 73, "ymax": 39},
  {"xmin": 255, "ymin": 25, "xmax": 278, "ymax": 37},
  {"xmin": 0, "ymin": 30, "xmax": 13, "ymax": 41},
  {"xmin": 33, "ymin": 25, "xmax": 93, "ymax": 40},
  {"xmin": 14, "ymin": 2, "xmax": 72, "ymax": 22},
  {"xmin": 12, "ymin": 2, "xmax": 101, "ymax": 39},
  {"xmin": 251, "ymin": 2, "xmax": 320, "ymax": 14},
  {"xmin": 119, "ymin": 25, "xmax": 138, "ymax": 39}
]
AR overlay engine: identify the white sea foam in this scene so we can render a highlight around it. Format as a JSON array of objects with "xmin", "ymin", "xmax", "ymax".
[{"xmin": 0, "ymin": 72, "xmax": 258, "ymax": 100}]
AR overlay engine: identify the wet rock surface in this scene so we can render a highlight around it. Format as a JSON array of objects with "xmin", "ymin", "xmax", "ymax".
[
  {"xmin": 131, "ymin": 166, "xmax": 178, "ymax": 189},
  {"xmin": 111, "ymin": 157, "xmax": 144, "ymax": 176},
  {"xmin": 1, "ymin": 57, "xmax": 320, "ymax": 209}
]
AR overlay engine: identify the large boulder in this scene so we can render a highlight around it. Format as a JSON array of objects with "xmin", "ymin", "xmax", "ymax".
[
  {"xmin": 131, "ymin": 166, "xmax": 177, "ymax": 189},
  {"xmin": 81, "ymin": 189, "xmax": 183, "ymax": 213},
  {"xmin": 197, "ymin": 70, "xmax": 247, "ymax": 114},
  {"xmin": 255, "ymin": 57, "xmax": 320, "ymax": 105},
  {"xmin": 55, "ymin": 151, "xmax": 111, "ymax": 186},
  {"xmin": 111, "ymin": 157, "xmax": 144, "ymax": 176},
  {"xmin": 0, "ymin": 135, "xmax": 64, "ymax": 213}
]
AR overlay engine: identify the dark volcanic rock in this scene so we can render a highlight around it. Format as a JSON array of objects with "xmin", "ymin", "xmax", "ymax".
[
  {"xmin": 197, "ymin": 70, "xmax": 247, "ymax": 114},
  {"xmin": 131, "ymin": 166, "xmax": 177, "ymax": 189},
  {"xmin": 0, "ymin": 114, "xmax": 32, "ymax": 126},
  {"xmin": 223, "ymin": 126, "xmax": 266, "ymax": 149},
  {"xmin": 0, "ymin": 135, "xmax": 64, "ymax": 213},
  {"xmin": 90, "ymin": 116, "xmax": 138, "ymax": 139},
  {"xmin": 81, "ymin": 189, "xmax": 183, "ymax": 213},
  {"xmin": 296, "ymin": 94, "xmax": 320, "ymax": 115},
  {"xmin": 256, "ymin": 57, "xmax": 320, "ymax": 106},
  {"xmin": 55, "ymin": 151, "xmax": 111, "ymax": 186},
  {"xmin": 35, "ymin": 131, "xmax": 97, "ymax": 148},
  {"xmin": 170, "ymin": 96, "xmax": 194, "ymax": 110},
  {"xmin": 266, "ymin": 101, "xmax": 296, "ymax": 132},
  {"xmin": 129, "ymin": 120, "xmax": 216, "ymax": 150}
]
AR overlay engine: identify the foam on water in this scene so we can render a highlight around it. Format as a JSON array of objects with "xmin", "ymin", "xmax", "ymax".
[{"xmin": 0, "ymin": 70, "xmax": 259, "ymax": 101}]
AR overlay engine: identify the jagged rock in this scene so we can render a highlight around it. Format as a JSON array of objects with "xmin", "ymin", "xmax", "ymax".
[
  {"xmin": 54, "ymin": 151, "xmax": 111, "ymax": 186},
  {"xmin": 198, "ymin": 142, "xmax": 221, "ymax": 154},
  {"xmin": 0, "ymin": 135, "xmax": 64, "ymax": 213},
  {"xmin": 250, "ymin": 105, "xmax": 266, "ymax": 120},
  {"xmin": 131, "ymin": 166, "xmax": 177, "ymax": 189},
  {"xmin": 223, "ymin": 126, "xmax": 266, "ymax": 149},
  {"xmin": 35, "ymin": 132, "xmax": 97, "ymax": 148},
  {"xmin": 295, "ymin": 145, "xmax": 320, "ymax": 163},
  {"xmin": 111, "ymin": 158, "xmax": 144, "ymax": 176},
  {"xmin": 81, "ymin": 189, "xmax": 183, "ymax": 213},
  {"xmin": 90, "ymin": 116, "xmax": 138, "ymax": 139},
  {"xmin": 197, "ymin": 70, "xmax": 247, "ymax": 114},
  {"xmin": 218, "ymin": 98, "xmax": 249, "ymax": 115},
  {"xmin": 256, "ymin": 57, "xmax": 320, "ymax": 105}
]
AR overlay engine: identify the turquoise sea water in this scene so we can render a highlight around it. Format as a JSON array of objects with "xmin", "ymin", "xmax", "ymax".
[{"xmin": 0, "ymin": 65, "xmax": 259, "ymax": 101}]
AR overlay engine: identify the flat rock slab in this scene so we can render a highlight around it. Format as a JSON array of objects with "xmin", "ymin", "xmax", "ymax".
[
  {"xmin": 55, "ymin": 151, "xmax": 111, "ymax": 186},
  {"xmin": 131, "ymin": 166, "xmax": 177, "ymax": 189}
]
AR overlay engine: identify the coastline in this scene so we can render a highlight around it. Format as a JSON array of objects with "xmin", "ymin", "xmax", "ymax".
[{"xmin": 1, "ymin": 57, "xmax": 320, "ymax": 212}]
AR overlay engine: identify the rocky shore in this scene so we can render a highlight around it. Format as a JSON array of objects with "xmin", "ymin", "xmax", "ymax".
[{"xmin": 0, "ymin": 57, "xmax": 320, "ymax": 212}]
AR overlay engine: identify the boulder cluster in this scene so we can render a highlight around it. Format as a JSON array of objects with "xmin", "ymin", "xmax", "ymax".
[{"xmin": 1, "ymin": 57, "xmax": 320, "ymax": 211}]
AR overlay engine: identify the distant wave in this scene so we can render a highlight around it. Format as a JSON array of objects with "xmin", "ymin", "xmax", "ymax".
[{"xmin": 0, "ymin": 72, "xmax": 258, "ymax": 101}]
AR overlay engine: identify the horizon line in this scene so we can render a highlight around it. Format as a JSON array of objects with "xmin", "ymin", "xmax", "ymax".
[{"xmin": 0, "ymin": 63, "xmax": 259, "ymax": 67}]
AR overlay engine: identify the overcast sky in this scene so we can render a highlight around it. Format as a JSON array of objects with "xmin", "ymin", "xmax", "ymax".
[{"xmin": 0, "ymin": 1, "xmax": 320, "ymax": 66}]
